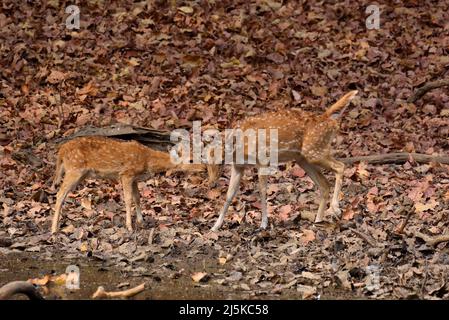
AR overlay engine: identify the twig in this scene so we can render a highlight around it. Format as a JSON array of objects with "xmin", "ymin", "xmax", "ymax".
[
  {"xmin": 0, "ymin": 281, "xmax": 44, "ymax": 300},
  {"xmin": 92, "ymin": 283, "xmax": 145, "ymax": 299},
  {"xmin": 408, "ymin": 78, "xmax": 449, "ymax": 103},
  {"xmin": 349, "ymin": 227, "xmax": 378, "ymax": 247},
  {"xmin": 148, "ymin": 228, "xmax": 155, "ymax": 245},
  {"xmin": 420, "ymin": 259, "xmax": 428, "ymax": 297},
  {"xmin": 393, "ymin": 207, "xmax": 412, "ymax": 235},
  {"xmin": 414, "ymin": 232, "xmax": 449, "ymax": 247},
  {"xmin": 338, "ymin": 153, "xmax": 449, "ymax": 165},
  {"xmin": 57, "ymin": 103, "xmax": 64, "ymax": 129}
]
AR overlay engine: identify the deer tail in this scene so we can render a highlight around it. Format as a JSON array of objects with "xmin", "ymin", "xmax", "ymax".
[{"xmin": 324, "ymin": 90, "xmax": 358, "ymax": 118}]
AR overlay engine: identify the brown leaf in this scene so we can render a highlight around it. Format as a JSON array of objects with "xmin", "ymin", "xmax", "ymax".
[
  {"xmin": 310, "ymin": 85, "xmax": 328, "ymax": 97},
  {"xmin": 291, "ymin": 166, "xmax": 305, "ymax": 178},
  {"xmin": 278, "ymin": 205, "xmax": 292, "ymax": 221},
  {"xmin": 336, "ymin": 270, "xmax": 352, "ymax": 290},
  {"xmin": 300, "ymin": 229, "xmax": 315, "ymax": 244},
  {"xmin": 292, "ymin": 89, "xmax": 301, "ymax": 101},
  {"xmin": 47, "ymin": 70, "xmax": 66, "ymax": 84},
  {"xmin": 178, "ymin": 6, "xmax": 193, "ymax": 14},
  {"xmin": 342, "ymin": 208, "xmax": 356, "ymax": 221},
  {"xmin": 28, "ymin": 275, "xmax": 50, "ymax": 286},
  {"xmin": 81, "ymin": 198, "xmax": 92, "ymax": 210},
  {"xmin": 266, "ymin": 53, "xmax": 284, "ymax": 64},
  {"xmin": 297, "ymin": 284, "xmax": 317, "ymax": 299},
  {"xmin": 206, "ymin": 188, "xmax": 221, "ymax": 200},
  {"xmin": 77, "ymin": 81, "xmax": 98, "ymax": 97},
  {"xmin": 414, "ymin": 199, "xmax": 439, "ymax": 213},
  {"xmin": 191, "ymin": 272, "xmax": 208, "ymax": 283},
  {"xmin": 356, "ymin": 162, "xmax": 370, "ymax": 179},
  {"xmin": 267, "ymin": 184, "xmax": 279, "ymax": 195}
]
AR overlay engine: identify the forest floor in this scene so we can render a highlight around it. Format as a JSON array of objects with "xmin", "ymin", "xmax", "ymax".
[{"xmin": 1, "ymin": 1, "xmax": 449, "ymax": 299}]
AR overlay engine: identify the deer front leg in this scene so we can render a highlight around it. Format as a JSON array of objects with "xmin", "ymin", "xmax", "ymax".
[
  {"xmin": 258, "ymin": 168, "xmax": 268, "ymax": 229},
  {"xmin": 211, "ymin": 165, "xmax": 243, "ymax": 231},
  {"xmin": 121, "ymin": 176, "xmax": 134, "ymax": 232},
  {"xmin": 132, "ymin": 181, "xmax": 143, "ymax": 225}
]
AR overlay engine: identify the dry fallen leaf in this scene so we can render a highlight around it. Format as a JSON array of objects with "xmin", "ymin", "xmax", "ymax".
[
  {"xmin": 61, "ymin": 224, "xmax": 75, "ymax": 234},
  {"xmin": 310, "ymin": 85, "xmax": 328, "ymax": 97},
  {"xmin": 342, "ymin": 208, "xmax": 356, "ymax": 221},
  {"xmin": 300, "ymin": 229, "xmax": 315, "ymax": 244},
  {"xmin": 191, "ymin": 272, "xmax": 208, "ymax": 283},
  {"xmin": 356, "ymin": 162, "xmax": 370, "ymax": 179},
  {"xmin": 47, "ymin": 70, "xmax": 66, "ymax": 84},
  {"xmin": 206, "ymin": 189, "xmax": 221, "ymax": 200},
  {"xmin": 414, "ymin": 199, "xmax": 439, "ymax": 213},
  {"xmin": 278, "ymin": 205, "xmax": 292, "ymax": 221},
  {"xmin": 297, "ymin": 284, "xmax": 317, "ymax": 299},
  {"xmin": 79, "ymin": 242, "xmax": 89, "ymax": 252},
  {"xmin": 28, "ymin": 275, "xmax": 50, "ymax": 286},
  {"xmin": 178, "ymin": 6, "xmax": 194, "ymax": 14},
  {"xmin": 291, "ymin": 166, "xmax": 305, "ymax": 178},
  {"xmin": 51, "ymin": 274, "xmax": 67, "ymax": 286},
  {"xmin": 81, "ymin": 197, "xmax": 92, "ymax": 210},
  {"xmin": 292, "ymin": 89, "xmax": 301, "ymax": 101},
  {"xmin": 444, "ymin": 189, "xmax": 449, "ymax": 202}
]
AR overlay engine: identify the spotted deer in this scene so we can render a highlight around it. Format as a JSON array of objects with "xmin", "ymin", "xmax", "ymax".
[
  {"xmin": 51, "ymin": 136, "xmax": 209, "ymax": 233},
  {"xmin": 211, "ymin": 90, "xmax": 358, "ymax": 231}
]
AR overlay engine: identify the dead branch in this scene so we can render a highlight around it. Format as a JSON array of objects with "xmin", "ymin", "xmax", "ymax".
[
  {"xmin": 349, "ymin": 227, "xmax": 379, "ymax": 247},
  {"xmin": 338, "ymin": 153, "xmax": 449, "ymax": 165},
  {"xmin": 414, "ymin": 232, "xmax": 449, "ymax": 247},
  {"xmin": 57, "ymin": 124, "xmax": 173, "ymax": 151},
  {"xmin": 92, "ymin": 283, "xmax": 145, "ymax": 299},
  {"xmin": 0, "ymin": 281, "xmax": 44, "ymax": 300},
  {"xmin": 408, "ymin": 78, "xmax": 449, "ymax": 103}
]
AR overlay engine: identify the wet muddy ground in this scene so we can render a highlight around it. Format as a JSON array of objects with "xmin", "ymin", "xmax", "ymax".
[{"xmin": 0, "ymin": 251, "xmax": 354, "ymax": 300}]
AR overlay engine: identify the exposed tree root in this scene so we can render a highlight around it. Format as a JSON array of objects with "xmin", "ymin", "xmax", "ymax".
[
  {"xmin": 414, "ymin": 232, "xmax": 449, "ymax": 247},
  {"xmin": 339, "ymin": 153, "xmax": 449, "ymax": 165},
  {"xmin": 0, "ymin": 281, "xmax": 44, "ymax": 300},
  {"xmin": 408, "ymin": 78, "xmax": 449, "ymax": 103}
]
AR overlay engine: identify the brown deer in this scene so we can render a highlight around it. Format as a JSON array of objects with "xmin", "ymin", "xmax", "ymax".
[
  {"xmin": 211, "ymin": 90, "xmax": 358, "ymax": 231},
  {"xmin": 51, "ymin": 136, "xmax": 210, "ymax": 233}
]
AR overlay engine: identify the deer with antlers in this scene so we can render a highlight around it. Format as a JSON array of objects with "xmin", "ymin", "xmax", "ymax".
[
  {"xmin": 51, "ymin": 136, "xmax": 209, "ymax": 233},
  {"xmin": 210, "ymin": 90, "xmax": 358, "ymax": 231}
]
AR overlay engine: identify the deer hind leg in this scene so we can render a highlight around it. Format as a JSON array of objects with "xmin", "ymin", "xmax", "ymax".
[
  {"xmin": 132, "ymin": 181, "xmax": 143, "ymax": 225},
  {"xmin": 120, "ymin": 176, "xmax": 135, "ymax": 232},
  {"xmin": 314, "ymin": 157, "xmax": 345, "ymax": 218},
  {"xmin": 52, "ymin": 170, "xmax": 86, "ymax": 234},
  {"xmin": 258, "ymin": 168, "xmax": 269, "ymax": 229},
  {"xmin": 51, "ymin": 155, "xmax": 64, "ymax": 191},
  {"xmin": 295, "ymin": 156, "xmax": 330, "ymax": 223},
  {"xmin": 211, "ymin": 164, "xmax": 244, "ymax": 231}
]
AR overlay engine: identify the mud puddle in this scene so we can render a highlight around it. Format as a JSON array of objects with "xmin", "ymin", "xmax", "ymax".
[{"xmin": 0, "ymin": 251, "xmax": 357, "ymax": 300}]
